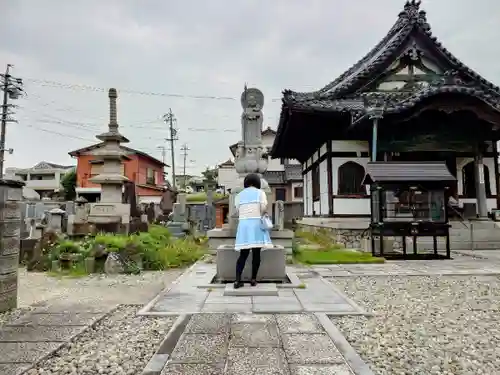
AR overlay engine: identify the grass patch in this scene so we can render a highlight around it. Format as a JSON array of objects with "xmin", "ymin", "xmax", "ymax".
[
  {"xmin": 295, "ymin": 228, "xmax": 342, "ymax": 248},
  {"xmin": 294, "ymin": 247, "xmax": 384, "ymax": 265}
]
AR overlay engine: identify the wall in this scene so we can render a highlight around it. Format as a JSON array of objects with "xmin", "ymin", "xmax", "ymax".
[
  {"xmin": 303, "ymin": 140, "xmax": 500, "ymax": 217},
  {"xmin": 218, "ymin": 166, "xmax": 239, "ymax": 192},
  {"xmin": 302, "ymin": 140, "xmax": 371, "ymax": 217}
]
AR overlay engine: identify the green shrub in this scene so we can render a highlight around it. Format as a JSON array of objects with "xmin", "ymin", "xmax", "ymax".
[{"xmin": 40, "ymin": 225, "xmax": 206, "ymax": 276}]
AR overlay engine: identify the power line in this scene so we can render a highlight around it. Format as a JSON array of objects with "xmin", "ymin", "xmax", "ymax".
[
  {"xmin": 0, "ymin": 64, "xmax": 24, "ymax": 177},
  {"xmin": 24, "ymin": 77, "xmax": 285, "ymax": 102},
  {"xmin": 164, "ymin": 109, "xmax": 178, "ymax": 188}
]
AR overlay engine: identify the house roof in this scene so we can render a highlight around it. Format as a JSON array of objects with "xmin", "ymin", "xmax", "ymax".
[
  {"xmin": 218, "ymin": 159, "xmax": 234, "ymax": 167},
  {"xmin": 284, "ymin": 164, "xmax": 302, "ymax": 181},
  {"xmin": 263, "ymin": 171, "xmax": 285, "ymax": 185},
  {"xmin": 68, "ymin": 143, "xmax": 168, "ymax": 167},
  {"xmin": 272, "ymin": 0, "xmax": 500, "ymax": 160},
  {"xmin": 362, "ymin": 161, "xmax": 456, "ymax": 184}
]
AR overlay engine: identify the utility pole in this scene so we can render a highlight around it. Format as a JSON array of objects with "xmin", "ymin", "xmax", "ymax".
[
  {"xmin": 180, "ymin": 143, "xmax": 190, "ymax": 188},
  {"xmin": 157, "ymin": 145, "xmax": 167, "ymax": 183},
  {"xmin": 164, "ymin": 109, "xmax": 178, "ymax": 188},
  {"xmin": 0, "ymin": 64, "xmax": 23, "ymax": 178}
]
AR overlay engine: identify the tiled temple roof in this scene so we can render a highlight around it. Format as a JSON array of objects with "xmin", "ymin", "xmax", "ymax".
[
  {"xmin": 271, "ymin": 0, "xmax": 500, "ymax": 160},
  {"xmin": 283, "ymin": 0, "xmax": 500, "ymax": 110}
]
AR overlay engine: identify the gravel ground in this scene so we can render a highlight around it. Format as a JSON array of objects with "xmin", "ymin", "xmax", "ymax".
[
  {"xmin": 26, "ymin": 305, "xmax": 176, "ymax": 375},
  {"xmin": 0, "ymin": 268, "xmax": 182, "ymax": 327},
  {"xmin": 331, "ymin": 276, "xmax": 500, "ymax": 375}
]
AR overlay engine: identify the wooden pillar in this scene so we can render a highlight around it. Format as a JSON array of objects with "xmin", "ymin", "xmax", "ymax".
[
  {"xmin": 369, "ymin": 112, "xmax": 384, "ymax": 162},
  {"xmin": 493, "ymin": 140, "xmax": 500, "ymax": 209},
  {"xmin": 474, "ymin": 145, "xmax": 488, "ymax": 220},
  {"xmin": 326, "ymin": 141, "xmax": 333, "ymax": 216}
]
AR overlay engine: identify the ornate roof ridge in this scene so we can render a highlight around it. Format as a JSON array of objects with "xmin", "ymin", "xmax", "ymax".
[{"xmin": 283, "ymin": 0, "xmax": 500, "ymax": 102}]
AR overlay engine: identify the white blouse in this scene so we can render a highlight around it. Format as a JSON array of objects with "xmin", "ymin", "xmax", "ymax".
[{"xmin": 234, "ymin": 189, "xmax": 268, "ymax": 219}]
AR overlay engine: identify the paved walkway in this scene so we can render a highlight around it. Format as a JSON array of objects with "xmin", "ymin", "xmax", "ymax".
[{"xmin": 153, "ymin": 313, "xmax": 360, "ymax": 375}]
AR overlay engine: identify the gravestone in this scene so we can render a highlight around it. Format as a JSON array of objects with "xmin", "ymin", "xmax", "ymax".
[
  {"xmin": 166, "ymin": 194, "xmax": 189, "ymax": 237},
  {"xmin": 0, "ymin": 179, "xmax": 25, "ymax": 312},
  {"xmin": 47, "ymin": 207, "xmax": 65, "ymax": 234}
]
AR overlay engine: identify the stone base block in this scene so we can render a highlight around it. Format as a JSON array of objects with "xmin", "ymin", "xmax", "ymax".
[
  {"xmin": 223, "ymin": 283, "xmax": 278, "ymax": 296},
  {"xmin": 216, "ymin": 245, "xmax": 286, "ymax": 282}
]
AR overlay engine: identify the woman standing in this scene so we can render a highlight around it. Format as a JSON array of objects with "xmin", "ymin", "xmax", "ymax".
[{"xmin": 233, "ymin": 173, "xmax": 272, "ymax": 289}]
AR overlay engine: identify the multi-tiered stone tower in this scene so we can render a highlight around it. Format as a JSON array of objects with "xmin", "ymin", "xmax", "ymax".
[{"xmin": 87, "ymin": 88, "xmax": 130, "ymax": 233}]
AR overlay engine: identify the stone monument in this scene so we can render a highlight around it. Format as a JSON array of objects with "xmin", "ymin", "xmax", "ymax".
[
  {"xmin": 166, "ymin": 193, "xmax": 189, "ymax": 237},
  {"xmin": 0, "ymin": 179, "xmax": 24, "ymax": 312},
  {"xmin": 87, "ymin": 88, "xmax": 130, "ymax": 233},
  {"xmin": 207, "ymin": 86, "xmax": 293, "ymax": 282}
]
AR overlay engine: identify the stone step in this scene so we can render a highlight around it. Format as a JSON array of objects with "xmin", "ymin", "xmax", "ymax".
[
  {"xmin": 223, "ymin": 283, "xmax": 278, "ymax": 297},
  {"xmin": 410, "ymin": 240, "xmax": 500, "ymax": 251}
]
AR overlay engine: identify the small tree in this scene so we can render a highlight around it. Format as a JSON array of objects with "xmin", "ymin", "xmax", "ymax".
[
  {"xmin": 202, "ymin": 167, "xmax": 218, "ymax": 182},
  {"xmin": 60, "ymin": 169, "xmax": 77, "ymax": 200}
]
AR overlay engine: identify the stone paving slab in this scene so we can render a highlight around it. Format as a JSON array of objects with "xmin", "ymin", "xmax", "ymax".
[
  {"xmin": 290, "ymin": 364, "xmax": 353, "ymax": 375},
  {"xmin": 282, "ymin": 333, "xmax": 345, "ymax": 365},
  {"xmin": 0, "ymin": 362, "xmax": 33, "ymax": 375},
  {"xmin": 0, "ymin": 303, "xmax": 110, "ymax": 371},
  {"xmin": 224, "ymin": 283, "xmax": 278, "ymax": 296},
  {"xmin": 169, "ymin": 333, "xmax": 228, "ymax": 364},
  {"xmin": 8, "ymin": 312, "xmax": 101, "ymax": 326},
  {"xmin": 0, "ymin": 341, "xmax": 62, "ymax": 362},
  {"xmin": 0, "ymin": 325, "xmax": 85, "ymax": 342}
]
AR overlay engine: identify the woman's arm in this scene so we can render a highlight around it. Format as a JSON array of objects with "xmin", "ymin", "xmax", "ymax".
[{"xmin": 259, "ymin": 190, "xmax": 268, "ymax": 214}]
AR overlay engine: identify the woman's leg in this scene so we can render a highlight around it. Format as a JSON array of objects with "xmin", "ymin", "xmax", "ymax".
[
  {"xmin": 250, "ymin": 248, "xmax": 261, "ymax": 285},
  {"xmin": 235, "ymin": 249, "xmax": 250, "ymax": 287}
]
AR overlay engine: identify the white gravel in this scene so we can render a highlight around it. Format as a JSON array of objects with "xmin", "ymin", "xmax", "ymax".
[
  {"xmin": 331, "ymin": 276, "xmax": 500, "ymax": 375},
  {"xmin": 26, "ymin": 305, "xmax": 176, "ymax": 375}
]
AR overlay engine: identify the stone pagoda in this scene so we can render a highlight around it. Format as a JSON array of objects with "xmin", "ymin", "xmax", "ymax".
[
  {"xmin": 87, "ymin": 88, "xmax": 130, "ymax": 233},
  {"xmin": 207, "ymin": 86, "xmax": 293, "ymax": 255}
]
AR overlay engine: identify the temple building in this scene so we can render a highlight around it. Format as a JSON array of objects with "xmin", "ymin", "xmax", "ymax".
[{"xmin": 271, "ymin": 0, "xmax": 500, "ymax": 220}]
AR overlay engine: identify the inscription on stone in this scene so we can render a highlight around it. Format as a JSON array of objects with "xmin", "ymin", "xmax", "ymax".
[
  {"xmin": 0, "ymin": 237, "xmax": 20, "ymax": 256},
  {"xmin": 90, "ymin": 204, "xmax": 117, "ymax": 216}
]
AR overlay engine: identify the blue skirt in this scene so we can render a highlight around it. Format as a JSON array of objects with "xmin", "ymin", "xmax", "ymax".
[{"xmin": 235, "ymin": 218, "xmax": 272, "ymax": 250}]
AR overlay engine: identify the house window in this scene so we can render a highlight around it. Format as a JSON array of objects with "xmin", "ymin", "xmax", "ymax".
[
  {"xmin": 338, "ymin": 161, "xmax": 365, "ymax": 195},
  {"xmin": 312, "ymin": 164, "xmax": 320, "ymax": 201},
  {"xmin": 146, "ymin": 168, "xmax": 155, "ymax": 185},
  {"xmin": 275, "ymin": 188, "xmax": 287, "ymax": 201},
  {"xmin": 294, "ymin": 186, "xmax": 303, "ymax": 198}
]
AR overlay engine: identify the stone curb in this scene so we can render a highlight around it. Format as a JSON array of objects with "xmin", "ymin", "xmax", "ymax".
[
  {"xmin": 320, "ymin": 277, "xmax": 372, "ymax": 315},
  {"xmin": 137, "ymin": 262, "xmax": 202, "ymax": 316},
  {"xmin": 10, "ymin": 304, "xmax": 120, "ymax": 375},
  {"xmin": 141, "ymin": 314, "xmax": 192, "ymax": 375},
  {"xmin": 324, "ymin": 271, "xmax": 500, "ymax": 277},
  {"xmin": 315, "ymin": 313, "xmax": 375, "ymax": 375}
]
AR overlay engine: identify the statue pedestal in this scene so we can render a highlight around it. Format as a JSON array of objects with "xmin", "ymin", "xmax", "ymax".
[
  {"xmin": 207, "ymin": 227, "xmax": 294, "ymax": 254},
  {"xmin": 216, "ymin": 245, "xmax": 286, "ymax": 282}
]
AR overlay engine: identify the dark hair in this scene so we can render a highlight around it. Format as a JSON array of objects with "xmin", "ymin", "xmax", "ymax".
[{"xmin": 244, "ymin": 173, "xmax": 261, "ymax": 189}]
